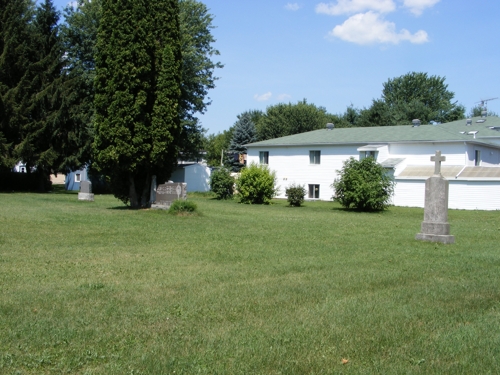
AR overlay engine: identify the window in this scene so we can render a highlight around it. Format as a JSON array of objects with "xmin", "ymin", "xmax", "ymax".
[
  {"xmin": 475, "ymin": 150, "xmax": 481, "ymax": 166},
  {"xmin": 308, "ymin": 184, "xmax": 320, "ymax": 199},
  {"xmin": 259, "ymin": 151, "xmax": 269, "ymax": 164},
  {"xmin": 309, "ymin": 150, "xmax": 321, "ymax": 164},
  {"xmin": 75, "ymin": 173, "xmax": 81, "ymax": 182},
  {"xmin": 361, "ymin": 150, "xmax": 377, "ymax": 160}
]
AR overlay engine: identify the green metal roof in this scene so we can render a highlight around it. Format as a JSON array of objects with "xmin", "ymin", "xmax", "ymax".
[{"xmin": 246, "ymin": 116, "xmax": 500, "ymax": 148}]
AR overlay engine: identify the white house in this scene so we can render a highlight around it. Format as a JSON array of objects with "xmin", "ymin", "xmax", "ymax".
[{"xmin": 246, "ymin": 116, "xmax": 500, "ymax": 210}]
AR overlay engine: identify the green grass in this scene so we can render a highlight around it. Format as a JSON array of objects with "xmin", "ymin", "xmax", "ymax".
[{"xmin": 1, "ymin": 191, "xmax": 499, "ymax": 374}]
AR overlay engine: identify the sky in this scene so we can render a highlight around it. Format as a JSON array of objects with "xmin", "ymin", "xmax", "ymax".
[{"xmin": 51, "ymin": 0, "xmax": 500, "ymax": 135}]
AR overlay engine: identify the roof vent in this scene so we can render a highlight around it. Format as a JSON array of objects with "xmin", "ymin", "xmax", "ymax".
[
  {"xmin": 466, "ymin": 118, "xmax": 472, "ymax": 126},
  {"xmin": 468, "ymin": 131, "xmax": 478, "ymax": 139},
  {"xmin": 326, "ymin": 123, "xmax": 334, "ymax": 130},
  {"xmin": 476, "ymin": 119, "xmax": 486, "ymax": 123},
  {"xmin": 412, "ymin": 119, "xmax": 421, "ymax": 127}
]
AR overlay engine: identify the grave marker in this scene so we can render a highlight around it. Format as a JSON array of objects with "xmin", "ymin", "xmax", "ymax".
[
  {"xmin": 78, "ymin": 180, "xmax": 94, "ymax": 202},
  {"xmin": 151, "ymin": 182, "xmax": 187, "ymax": 210},
  {"xmin": 415, "ymin": 150, "xmax": 455, "ymax": 244}
]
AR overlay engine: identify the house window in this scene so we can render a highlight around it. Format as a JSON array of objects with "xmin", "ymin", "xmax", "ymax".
[
  {"xmin": 75, "ymin": 173, "xmax": 81, "ymax": 182},
  {"xmin": 361, "ymin": 151, "xmax": 377, "ymax": 160},
  {"xmin": 308, "ymin": 184, "xmax": 320, "ymax": 199},
  {"xmin": 259, "ymin": 151, "xmax": 269, "ymax": 164},
  {"xmin": 475, "ymin": 150, "xmax": 481, "ymax": 166},
  {"xmin": 310, "ymin": 150, "xmax": 321, "ymax": 164}
]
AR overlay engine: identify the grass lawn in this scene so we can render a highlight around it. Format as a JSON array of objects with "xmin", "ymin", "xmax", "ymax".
[{"xmin": 0, "ymin": 190, "xmax": 499, "ymax": 374}]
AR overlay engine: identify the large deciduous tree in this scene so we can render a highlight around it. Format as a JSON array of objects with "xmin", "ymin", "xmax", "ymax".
[
  {"xmin": 257, "ymin": 99, "xmax": 344, "ymax": 141},
  {"xmin": 178, "ymin": 0, "xmax": 223, "ymax": 161},
  {"xmin": 380, "ymin": 72, "xmax": 465, "ymax": 124},
  {"xmin": 93, "ymin": 0, "xmax": 182, "ymax": 208},
  {"xmin": 57, "ymin": 0, "xmax": 101, "ymax": 172}
]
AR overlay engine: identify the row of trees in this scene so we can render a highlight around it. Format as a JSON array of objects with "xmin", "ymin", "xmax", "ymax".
[
  {"xmin": 1, "ymin": 0, "xmax": 221, "ymax": 206},
  {"xmin": 204, "ymin": 72, "xmax": 478, "ymax": 169}
]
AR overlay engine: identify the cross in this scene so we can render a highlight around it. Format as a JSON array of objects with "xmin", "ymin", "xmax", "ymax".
[{"xmin": 430, "ymin": 150, "xmax": 446, "ymax": 175}]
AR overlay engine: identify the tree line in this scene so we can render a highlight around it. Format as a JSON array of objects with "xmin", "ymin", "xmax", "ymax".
[
  {"xmin": 205, "ymin": 71, "xmax": 495, "ymax": 170},
  {"xmin": 1, "ymin": 0, "xmax": 221, "ymax": 205}
]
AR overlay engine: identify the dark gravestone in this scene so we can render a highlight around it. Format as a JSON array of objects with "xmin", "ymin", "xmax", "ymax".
[
  {"xmin": 151, "ymin": 182, "xmax": 187, "ymax": 210},
  {"xmin": 78, "ymin": 180, "xmax": 94, "ymax": 202},
  {"xmin": 415, "ymin": 151, "xmax": 455, "ymax": 244}
]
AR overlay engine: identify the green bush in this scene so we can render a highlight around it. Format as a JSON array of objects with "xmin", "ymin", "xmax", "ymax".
[
  {"xmin": 209, "ymin": 168, "xmax": 234, "ymax": 200},
  {"xmin": 168, "ymin": 199, "xmax": 198, "ymax": 215},
  {"xmin": 332, "ymin": 157, "xmax": 395, "ymax": 211},
  {"xmin": 285, "ymin": 184, "xmax": 306, "ymax": 207},
  {"xmin": 236, "ymin": 162, "xmax": 278, "ymax": 204}
]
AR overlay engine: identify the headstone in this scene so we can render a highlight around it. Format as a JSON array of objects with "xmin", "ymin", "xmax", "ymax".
[
  {"xmin": 78, "ymin": 180, "xmax": 94, "ymax": 202},
  {"xmin": 151, "ymin": 182, "xmax": 187, "ymax": 210},
  {"xmin": 415, "ymin": 151, "xmax": 455, "ymax": 244}
]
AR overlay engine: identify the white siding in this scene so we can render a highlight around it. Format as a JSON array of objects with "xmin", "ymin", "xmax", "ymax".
[
  {"xmin": 248, "ymin": 140, "xmax": 500, "ymax": 210},
  {"xmin": 393, "ymin": 180, "xmax": 425, "ymax": 208},
  {"xmin": 393, "ymin": 179, "xmax": 500, "ymax": 210},
  {"xmin": 449, "ymin": 181, "xmax": 500, "ymax": 210},
  {"xmin": 248, "ymin": 145, "xmax": 356, "ymax": 200},
  {"xmin": 389, "ymin": 143, "xmax": 466, "ymax": 165}
]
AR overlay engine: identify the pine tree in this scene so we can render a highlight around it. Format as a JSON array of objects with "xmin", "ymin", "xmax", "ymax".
[
  {"xmin": 93, "ymin": 0, "xmax": 182, "ymax": 207},
  {"xmin": 228, "ymin": 112, "xmax": 257, "ymax": 171},
  {"xmin": 0, "ymin": 0, "xmax": 64, "ymax": 189},
  {"xmin": 0, "ymin": 0, "xmax": 35, "ymax": 170}
]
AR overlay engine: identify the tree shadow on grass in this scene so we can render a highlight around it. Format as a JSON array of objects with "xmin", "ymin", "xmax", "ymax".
[{"xmin": 331, "ymin": 206, "xmax": 393, "ymax": 215}]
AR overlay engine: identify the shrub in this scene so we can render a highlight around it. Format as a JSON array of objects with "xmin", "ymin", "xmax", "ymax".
[
  {"xmin": 285, "ymin": 184, "xmax": 306, "ymax": 207},
  {"xmin": 168, "ymin": 199, "xmax": 198, "ymax": 215},
  {"xmin": 332, "ymin": 157, "xmax": 395, "ymax": 211},
  {"xmin": 236, "ymin": 162, "xmax": 278, "ymax": 204},
  {"xmin": 209, "ymin": 168, "xmax": 234, "ymax": 200}
]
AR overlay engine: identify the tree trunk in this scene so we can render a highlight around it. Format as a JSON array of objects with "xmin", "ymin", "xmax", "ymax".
[
  {"xmin": 128, "ymin": 174, "xmax": 139, "ymax": 208},
  {"xmin": 140, "ymin": 173, "xmax": 151, "ymax": 208}
]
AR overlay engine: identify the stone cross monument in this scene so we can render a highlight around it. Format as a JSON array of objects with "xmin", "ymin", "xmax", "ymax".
[{"xmin": 415, "ymin": 150, "xmax": 455, "ymax": 244}]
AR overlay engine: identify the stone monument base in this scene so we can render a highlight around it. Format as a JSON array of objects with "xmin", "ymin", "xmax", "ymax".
[
  {"xmin": 151, "ymin": 202, "xmax": 171, "ymax": 210},
  {"xmin": 78, "ymin": 192, "xmax": 94, "ymax": 201},
  {"xmin": 415, "ymin": 232, "xmax": 455, "ymax": 244}
]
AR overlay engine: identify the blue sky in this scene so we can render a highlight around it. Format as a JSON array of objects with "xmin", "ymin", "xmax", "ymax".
[{"xmin": 52, "ymin": 0, "xmax": 500, "ymax": 135}]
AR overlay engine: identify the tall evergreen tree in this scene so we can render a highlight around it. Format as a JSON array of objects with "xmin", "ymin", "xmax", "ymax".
[
  {"xmin": 0, "ymin": 0, "xmax": 35, "ymax": 170},
  {"xmin": 93, "ymin": 0, "xmax": 182, "ymax": 207},
  {"xmin": 59, "ymin": 0, "xmax": 221, "ymax": 169},
  {"xmin": 0, "ymin": 0, "xmax": 64, "ymax": 188},
  {"xmin": 228, "ymin": 112, "xmax": 257, "ymax": 171},
  {"xmin": 16, "ymin": 0, "xmax": 65, "ymax": 186}
]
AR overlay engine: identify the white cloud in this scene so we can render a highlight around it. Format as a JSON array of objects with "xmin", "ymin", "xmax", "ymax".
[
  {"xmin": 254, "ymin": 92, "xmax": 272, "ymax": 101},
  {"xmin": 285, "ymin": 3, "xmax": 301, "ymax": 11},
  {"xmin": 329, "ymin": 11, "xmax": 428, "ymax": 44},
  {"xmin": 316, "ymin": 0, "xmax": 395, "ymax": 15},
  {"xmin": 277, "ymin": 94, "xmax": 292, "ymax": 101},
  {"xmin": 402, "ymin": 0, "xmax": 440, "ymax": 16}
]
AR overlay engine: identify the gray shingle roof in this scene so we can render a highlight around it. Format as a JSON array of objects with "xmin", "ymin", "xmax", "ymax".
[{"xmin": 246, "ymin": 116, "xmax": 500, "ymax": 148}]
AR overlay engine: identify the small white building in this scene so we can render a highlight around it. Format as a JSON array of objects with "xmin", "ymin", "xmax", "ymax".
[
  {"xmin": 246, "ymin": 116, "xmax": 500, "ymax": 210},
  {"xmin": 170, "ymin": 162, "xmax": 211, "ymax": 192}
]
